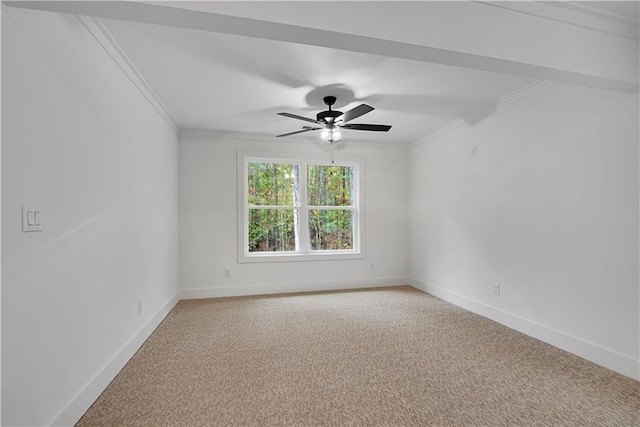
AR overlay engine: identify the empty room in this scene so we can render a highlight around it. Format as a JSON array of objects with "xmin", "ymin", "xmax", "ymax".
[{"xmin": 2, "ymin": 1, "xmax": 639, "ymax": 426}]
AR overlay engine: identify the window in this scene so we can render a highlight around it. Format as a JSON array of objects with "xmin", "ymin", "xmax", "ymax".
[{"xmin": 239, "ymin": 153, "xmax": 363, "ymax": 262}]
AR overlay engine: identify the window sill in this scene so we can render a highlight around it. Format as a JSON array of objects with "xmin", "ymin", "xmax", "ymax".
[{"xmin": 239, "ymin": 251, "xmax": 365, "ymax": 263}]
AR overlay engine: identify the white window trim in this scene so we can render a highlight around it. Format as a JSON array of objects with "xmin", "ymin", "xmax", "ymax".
[{"xmin": 237, "ymin": 150, "xmax": 365, "ymax": 263}]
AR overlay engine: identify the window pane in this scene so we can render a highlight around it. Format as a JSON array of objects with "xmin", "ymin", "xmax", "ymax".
[
  {"xmin": 248, "ymin": 209, "xmax": 296, "ymax": 252},
  {"xmin": 248, "ymin": 162, "xmax": 298, "ymax": 206},
  {"xmin": 308, "ymin": 209, "xmax": 353, "ymax": 250},
  {"xmin": 307, "ymin": 165, "xmax": 353, "ymax": 206}
]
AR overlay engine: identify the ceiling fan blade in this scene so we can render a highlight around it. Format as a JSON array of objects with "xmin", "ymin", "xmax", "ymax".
[
  {"xmin": 277, "ymin": 112, "xmax": 323, "ymax": 125},
  {"xmin": 337, "ymin": 104, "xmax": 374, "ymax": 123},
  {"xmin": 340, "ymin": 123, "xmax": 392, "ymax": 132},
  {"xmin": 276, "ymin": 128, "xmax": 321, "ymax": 138}
]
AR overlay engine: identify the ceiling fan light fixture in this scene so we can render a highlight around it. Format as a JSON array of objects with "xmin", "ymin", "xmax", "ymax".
[{"xmin": 320, "ymin": 128, "xmax": 341, "ymax": 142}]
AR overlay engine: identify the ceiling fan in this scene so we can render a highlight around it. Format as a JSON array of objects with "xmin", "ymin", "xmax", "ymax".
[{"xmin": 276, "ymin": 96, "xmax": 391, "ymax": 142}]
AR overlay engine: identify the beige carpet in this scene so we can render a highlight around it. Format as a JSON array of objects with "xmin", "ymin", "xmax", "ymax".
[{"xmin": 77, "ymin": 286, "xmax": 640, "ymax": 426}]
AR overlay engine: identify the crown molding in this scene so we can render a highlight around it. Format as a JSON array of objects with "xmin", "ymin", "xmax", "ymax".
[
  {"xmin": 409, "ymin": 80, "xmax": 558, "ymax": 148},
  {"xmin": 477, "ymin": 1, "xmax": 639, "ymax": 40},
  {"xmin": 77, "ymin": 15, "xmax": 179, "ymax": 132}
]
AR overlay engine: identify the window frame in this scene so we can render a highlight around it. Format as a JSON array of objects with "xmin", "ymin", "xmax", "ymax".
[{"xmin": 238, "ymin": 151, "xmax": 365, "ymax": 263}]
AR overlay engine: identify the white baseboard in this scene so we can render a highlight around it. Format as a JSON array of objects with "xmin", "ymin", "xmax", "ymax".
[
  {"xmin": 179, "ymin": 276, "xmax": 410, "ymax": 300},
  {"xmin": 50, "ymin": 292, "xmax": 180, "ymax": 427},
  {"xmin": 408, "ymin": 277, "xmax": 639, "ymax": 381}
]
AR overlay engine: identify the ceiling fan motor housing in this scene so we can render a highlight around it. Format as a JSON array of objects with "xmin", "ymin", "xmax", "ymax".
[{"xmin": 317, "ymin": 110, "xmax": 342, "ymax": 123}]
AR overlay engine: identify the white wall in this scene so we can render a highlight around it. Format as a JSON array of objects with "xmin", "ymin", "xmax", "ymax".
[
  {"xmin": 2, "ymin": 6, "xmax": 179, "ymax": 426},
  {"xmin": 408, "ymin": 83, "xmax": 639, "ymax": 379},
  {"xmin": 2, "ymin": 5, "xmax": 637, "ymax": 427},
  {"xmin": 179, "ymin": 135, "xmax": 408, "ymax": 297}
]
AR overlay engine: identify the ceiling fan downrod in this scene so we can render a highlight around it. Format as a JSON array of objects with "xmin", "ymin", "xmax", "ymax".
[{"xmin": 317, "ymin": 96, "xmax": 342, "ymax": 124}]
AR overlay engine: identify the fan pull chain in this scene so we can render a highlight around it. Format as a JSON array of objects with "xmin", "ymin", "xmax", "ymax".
[{"xmin": 330, "ymin": 140, "xmax": 335, "ymax": 164}]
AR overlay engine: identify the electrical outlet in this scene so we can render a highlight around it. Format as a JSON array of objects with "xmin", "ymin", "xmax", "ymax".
[
  {"xmin": 493, "ymin": 283, "xmax": 501, "ymax": 295},
  {"xmin": 224, "ymin": 268, "xmax": 230, "ymax": 278},
  {"xmin": 472, "ymin": 145, "xmax": 478, "ymax": 157},
  {"xmin": 137, "ymin": 300, "xmax": 143, "ymax": 315}
]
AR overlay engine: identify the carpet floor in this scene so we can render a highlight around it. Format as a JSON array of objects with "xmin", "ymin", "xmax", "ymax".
[{"xmin": 76, "ymin": 286, "xmax": 640, "ymax": 426}]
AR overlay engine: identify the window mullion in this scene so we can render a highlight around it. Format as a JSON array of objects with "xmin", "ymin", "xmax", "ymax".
[
  {"xmin": 298, "ymin": 162, "xmax": 310, "ymax": 254},
  {"xmin": 306, "ymin": 206, "xmax": 354, "ymax": 211},
  {"xmin": 247, "ymin": 205, "xmax": 294, "ymax": 209}
]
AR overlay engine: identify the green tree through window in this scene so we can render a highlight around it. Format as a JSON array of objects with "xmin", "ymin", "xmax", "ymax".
[{"xmin": 307, "ymin": 165, "xmax": 353, "ymax": 250}]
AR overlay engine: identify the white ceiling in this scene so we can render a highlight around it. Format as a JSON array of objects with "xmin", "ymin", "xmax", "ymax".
[
  {"xmin": 101, "ymin": 16, "xmax": 534, "ymax": 144},
  {"xmin": 9, "ymin": 1, "xmax": 637, "ymax": 146}
]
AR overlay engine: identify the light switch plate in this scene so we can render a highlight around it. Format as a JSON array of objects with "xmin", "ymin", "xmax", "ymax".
[{"xmin": 22, "ymin": 205, "xmax": 43, "ymax": 232}]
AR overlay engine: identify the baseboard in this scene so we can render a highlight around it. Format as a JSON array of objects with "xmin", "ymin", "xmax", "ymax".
[
  {"xmin": 408, "ymin": 277, "xmax": 639, "ymax": 381},
  {"xmin": 179, "ymin": 276, "xmax": 410, "ymax": 300},
  {"xmin": 50, "ymin": 292, "xmax": 181, "ymax": 427}
]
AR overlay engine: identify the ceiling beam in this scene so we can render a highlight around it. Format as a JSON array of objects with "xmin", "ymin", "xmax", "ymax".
[{"xmin": 4, "ymin": 1, "xmax": 638, "ymax": 93}]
